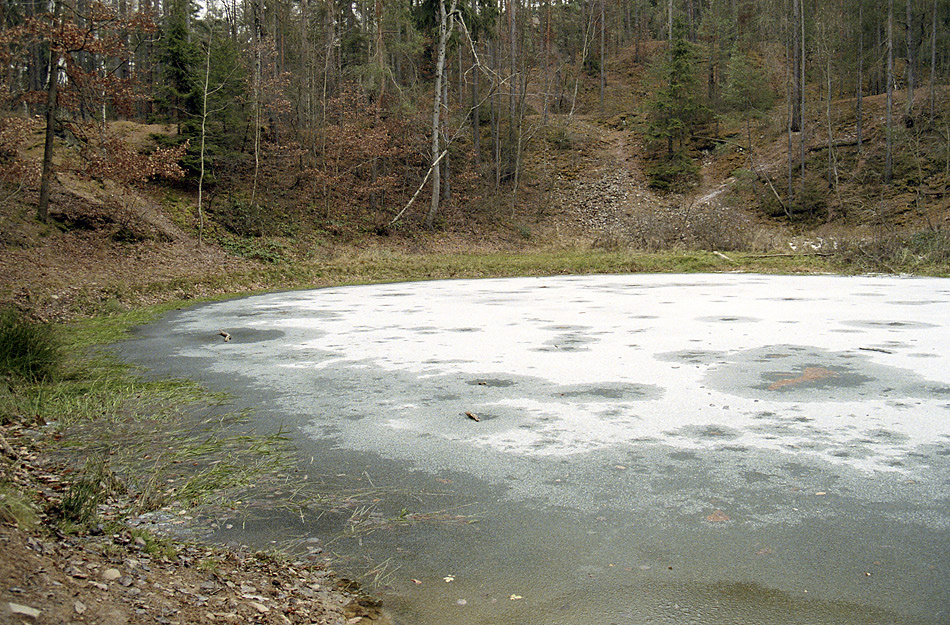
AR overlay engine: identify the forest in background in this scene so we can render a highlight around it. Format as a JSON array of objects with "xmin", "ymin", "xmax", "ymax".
[{"xmin": 1, "ymin": 0, "xmax": 949, "ymax": 244}]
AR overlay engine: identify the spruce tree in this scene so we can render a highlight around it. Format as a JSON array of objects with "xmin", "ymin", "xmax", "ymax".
[
  {"xmin": 645, "ymin": 19, "xmax": 706, "ymax": 190},
  {"xmin": 160, "ymin": 0, "xmax": 201, "ymax": 129}
]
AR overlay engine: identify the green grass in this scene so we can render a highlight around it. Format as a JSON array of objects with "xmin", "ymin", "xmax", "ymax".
[
  {"xmin": 0, "ymin": 482, "xmax": 40, "ymax": 530},
  {"xmin": 52, "ymin": 457, "xmax": 119, "ymax": 532},
  {"xmin": 222, "ymin": 247, "xmax": 836, "ymax": 295},
  {"xmin": 0, "ymin": 307, "xmax": 60, "ymax": 382}
]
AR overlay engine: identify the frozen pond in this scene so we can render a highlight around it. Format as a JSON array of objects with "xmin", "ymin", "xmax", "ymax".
[{"xmin": 121, "ymin": 273, "xmax": 950, "ymax": 624}]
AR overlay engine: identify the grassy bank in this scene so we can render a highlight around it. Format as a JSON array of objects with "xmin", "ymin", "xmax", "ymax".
[{"xmin": 68, "ymin": 247, "xmax": 844, "ymax": 320}]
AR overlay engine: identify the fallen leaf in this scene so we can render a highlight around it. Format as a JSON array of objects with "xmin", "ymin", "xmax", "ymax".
[
  {"xmin": 411, "ymin": 579, "xmax": 423, "ymax": 585},
  {"xmin": 706, "ymin": 509, "xmax": 731, "ymax": 522},
  {"xmin": 444, "ymin": 575, "xmax": 455, "ymax": 583},
  {"xmin": 509, "ymin": 594, "xmax": 523, "ymax": 601},
  {"xmin": 768, "ymin": 367, "xmax": 837, "ymax": 390},
  {"xmin": 815, "ymin": 491, "xmax": 827, "ymax": 496},
  {"xmin": 465, "ymin": 412, "xmax": 480, "ymax": 422}
]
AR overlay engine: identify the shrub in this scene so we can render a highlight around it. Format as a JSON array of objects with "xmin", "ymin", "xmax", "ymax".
[
  {"xmin": 548, "ymin": 126, "xmax": 574, "ymax": 151},
  {"xmin": 646, "ymin": 152, "xmax": 699, "ymax": 192},
  {"xmin": 832, "ymin": 230, "xmax": 950, "ymax": 274},
  {"xmin": 0, "ymin": 307, "xmax": 59, "ymax": 382}
]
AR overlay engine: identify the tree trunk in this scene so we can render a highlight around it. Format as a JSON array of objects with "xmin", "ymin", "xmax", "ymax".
[
  {"xmin": 825, "ymin": 50, "xmax": 838, "ymax": 200},
  {"xmin": 634, "ymin": 0, "xmax": 640, "ymax": 63},
  {"xmin": 508, "ymin": 0, "xmax": 518, "ymax": 175},
  {"xmin": 471, "ymin": 49, "xmax": 480, "ymax": 164},
  {"xmin": 490, "ymin": 40, "xmax": 500, "ymax": 190},
  {"xmin": 197, "ymin": 20, "xmax": 214, "ymax": 246},
  {"xmin": 668, "ymin": 0, "xmax": 673, "ymax": 45},
  {"xmin": 857, "ymin": 1, "xmax": 863, "ymax": 154},
  {"xmin": 886, "ymin": 0, "xmax": 894, "ymax": 184},
  {"xmin": 37, "ymin": 0, "xmax": 62, "ymax": 223},
  {"xmin": 791, "ymin": 0, "xmax": 802, "ymax": 132},
  {"xmin": 425, "ymin": 0, "xmax": 456, "ymax": 229},
  {"xmin": 442, "ymin": 62, "xmax": 451, "ymax": 203},
  {"xmin": 599, "ymin": 0, "xmax": 605, "ymax": 111},
  {"xmin": 250, "ymin": 0, "xmax": 264, "ymax": 208},
  {"xmin": 905, "ymin": 0, "xmax": 915, "ymax": 119},
  {"xmin": 787, "ymin": 16, "xmax": 794, "ymax": 211},
  {"xmin": 928, "ymin": 0, "xmax": 937, "ymax": 122},
  {"xmin": 376, "ymin": 0, "xmax": 386, "ymax": 101},
  {"xmin": 799, "ymin": 0, "xmax": 805, "ymax": 199},
  {"xmin": 542, "ymin": 0, "xmax": 551, "ymax": 123}
]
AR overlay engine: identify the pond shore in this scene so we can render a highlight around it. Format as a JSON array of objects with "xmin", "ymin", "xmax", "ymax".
[{"xmin": 1, "ymin": 417, "xmax": 394, "ymax": 625}]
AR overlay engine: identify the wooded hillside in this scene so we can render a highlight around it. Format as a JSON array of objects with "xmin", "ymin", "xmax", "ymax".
[{"xmin": 1, "ymin": 0, "xmax": 948, "ymax": 250}]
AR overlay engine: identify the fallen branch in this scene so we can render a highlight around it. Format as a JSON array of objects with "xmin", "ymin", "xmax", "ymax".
[
  {"xmin": 387, "ymin": 148, "xmax": 450, "ymax": 228},
  {"xmin": 465, "ymin": 412, "xmax": 480, "ymax": 422},
  {"xmin": 742, "ymin": 252, "xmax": 834, "ymax": 258},
  {"xmin": 218, "ymin": 330, "xmax": 231, "ymax": 342},
  {"xmin": 808, "ymin": 140, "xmax": 859, "ymax": 152}
]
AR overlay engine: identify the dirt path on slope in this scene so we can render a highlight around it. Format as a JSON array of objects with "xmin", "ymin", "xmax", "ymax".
[
  {"xmin": 548, "ymin": 118, "xmax": 684, "ymax": 243},
  {"xmin": 547, "ymin": 116, "xmax": 760, "ymax": 250}
]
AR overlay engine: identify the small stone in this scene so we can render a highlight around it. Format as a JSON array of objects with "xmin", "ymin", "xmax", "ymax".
[
  {"xmin": 65, "ymin": 567, "xmax": 87, "ymax": 579},
  {"xmin": 8, "ymin": 603, "xmax": 41, "ymax": 618},
  {"xmin": 248, "ymin": 601, "xmax": 269, "ymax": 613},
  {"xmin": 74, "ymin": 600, "xmax": 86, "ymax": 614},
  {"xmin": 102, "ymin": 568, "xmax": 122, "ymax": 581}
]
